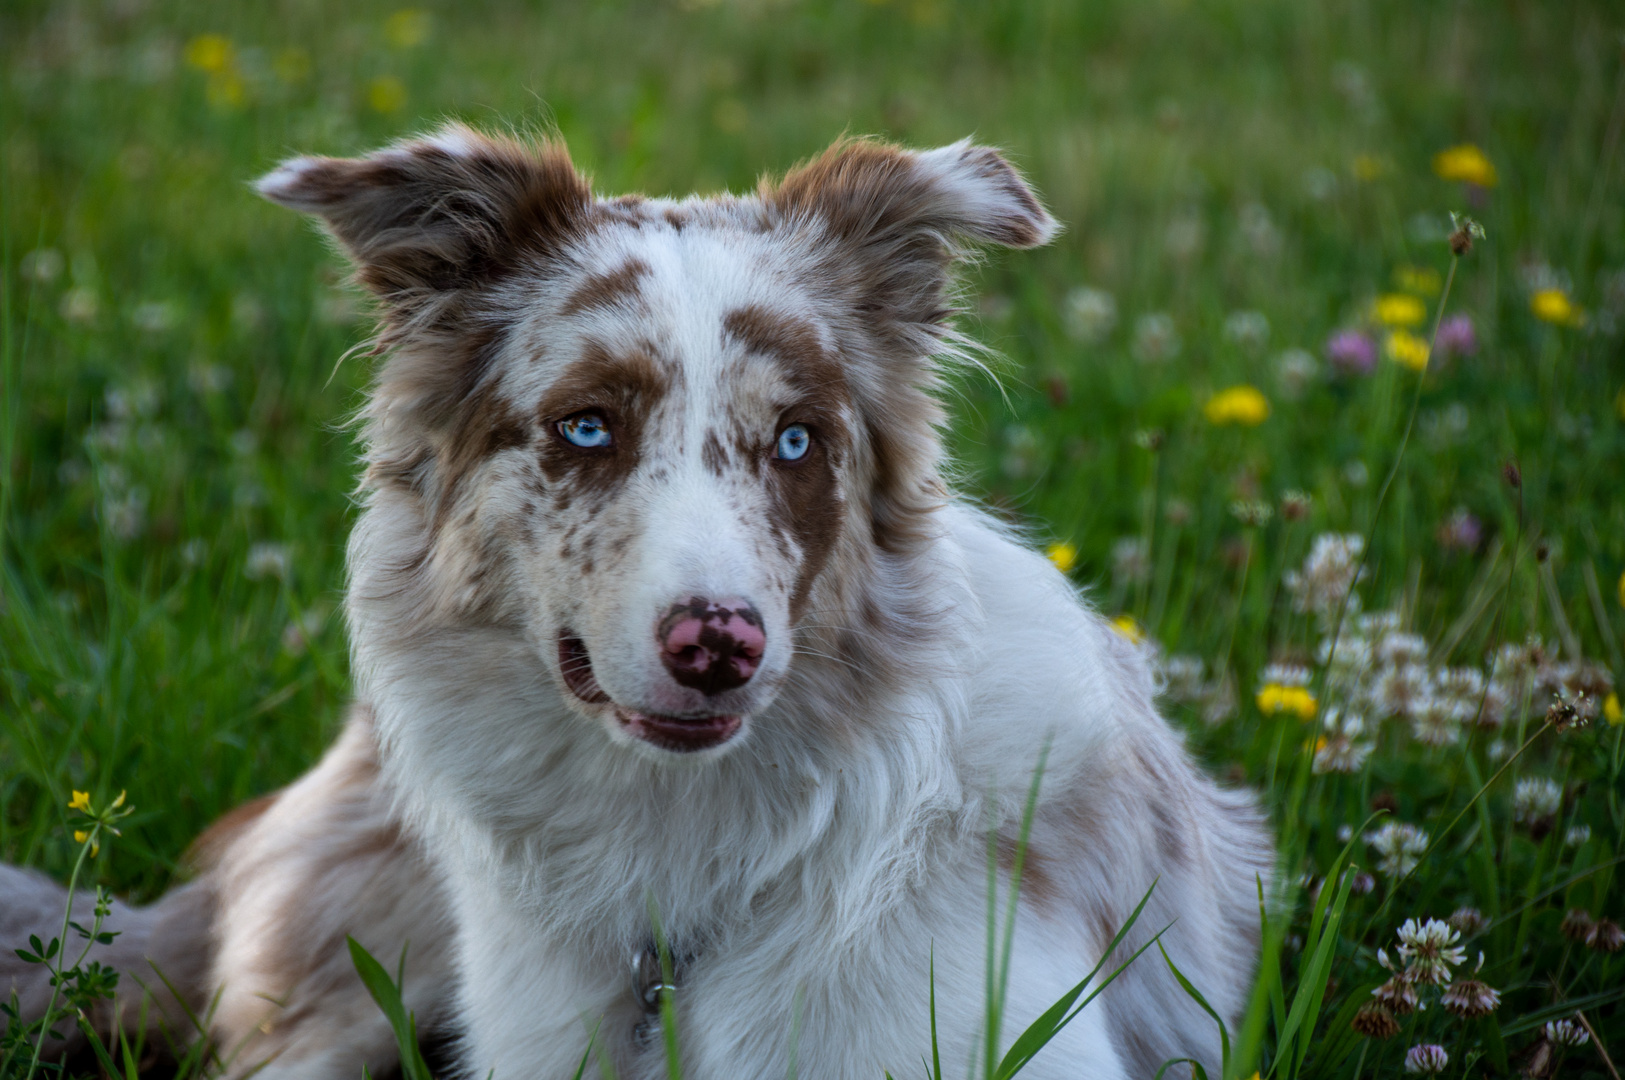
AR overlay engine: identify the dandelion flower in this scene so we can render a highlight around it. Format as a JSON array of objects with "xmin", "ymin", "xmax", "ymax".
[
  {"xmin": 1204, "ymin": 385, "xmax": 1270, "ymax": 426},
  {"xmin": 1544, "ymin": 1019, "xmax": 1589, "ymax": 1047},
  {"xmin": 1046, "ymin": 542, "xmax": 1077, "ymax": 573},
  {"xmin": 185, "ymin": 34, "xmax": 234, "ymax": 74},
  {"xmin": 1385, "ymin": 330, "xmax": 1431, "ymax": 371},
  {"xmin": 368, "ymin": 76, "xmax": 408, "ymax": 114},
  {"xmin": 1375, "ymin": 294, "xmax": 1427, "ymax": 328},
  {"xmin": 1404, "ymin": 1045, "xmax": 1449, "ymax": 1075},
  {"xmin": 69, "ymin": 790, "xmax": 92, "ymax": 812},
  {"xmin": 1441, "ymin": 979, "xmax": 1501, "ymax": 1018},
  {"xmin": 1531, "ymin": 289, "xmax": 1583, "ymax": 327},
  {"xmin": 1432, "ymin": 145, "xmax": 1497, "ymax": 188},
  {"xmin": 1257, "ymin": 684, "xmax": 1317, "ymax": 720},
  {"xmin": 1111, "ymin": 615, "xmax": 1146, "ymax": 645}
]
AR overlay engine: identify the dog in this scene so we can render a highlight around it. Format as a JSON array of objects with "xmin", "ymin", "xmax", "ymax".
[{"xmin": 3, "ymin": 127, "xmax": 1272, "ymax": 1079}]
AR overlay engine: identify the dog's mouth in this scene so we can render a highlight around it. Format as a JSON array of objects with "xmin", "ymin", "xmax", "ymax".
[{"xmin": 557, "ymin": 634, "xmax": 743, "ymax": 754}]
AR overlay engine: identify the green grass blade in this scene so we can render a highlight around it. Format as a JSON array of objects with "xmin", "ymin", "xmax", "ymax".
[{"xmin": 1156, "ymin": 942, "xmax": 1229, "ymax": 1078}]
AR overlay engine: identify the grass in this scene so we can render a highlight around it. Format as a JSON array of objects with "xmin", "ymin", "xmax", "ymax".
[{"xmin": 2, "ymin": 0, "xmax": 1624, "ymax": 1075}]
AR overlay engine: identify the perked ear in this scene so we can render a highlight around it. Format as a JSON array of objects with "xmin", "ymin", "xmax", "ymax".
[
  {"xmin": 256, "ymin": 123, "xmax": 591, "ymax": 321},
  {"xmin": 763, "ymin": 136, "xmax": 1056, "ymax": 333}
]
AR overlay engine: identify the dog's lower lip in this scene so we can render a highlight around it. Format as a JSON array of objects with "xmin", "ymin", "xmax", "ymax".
[{"xmin": 616, "ymin": 709, "xmax": 742, "ymax": 753}]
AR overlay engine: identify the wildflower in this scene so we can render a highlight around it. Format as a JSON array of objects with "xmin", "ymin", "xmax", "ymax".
[
  {"xmin": 1396, "ymin": 918, "xmax": 1466, "ymax": 984},
  {"xmin": 1374, "ymin": 294, "xmax": 1427, "ymax": 328},
  {"xmin": 1063, "ymin": 287, "xmax": 1117, "ymax": 344},
  {"xmin": 1531, "ymin": 289, "xmax": 1584, "ymax": 327},
  {"xmin": 1385, "ymin": 330, "xmax": 1431, "ymax": 371},
  {"xmin": 1110, "ymin": 615, "xmax": 1146, "ymax": 645},
  {"xmin": 1046, "ymin": 542, "xmax": 1077, "ymax": 574},
  {"xmin": 1373, "ymin": 977, "xmax": 1420, "ymax": 1015},
  {"xmin": 1352, "ymin": 154, "xmax": 1387, "ymax": 181},
  {"xmin": 1350, "ymin": 871, "xmax": 1376, "ymax": 894},
  {"xmin": 1257, "ymin": 684, "xmax": 1317, "ymax": 720},
  {"xmin": 1512, "ymin": 777, "xmax": 1562, "ymax": 825},
  {"xmin": 1435, "ymin": 314, "xmax": 1478, "ymax": 358},
  {"xmin": 1432, "ymin": 144, "xmax": 1498, "ymax": 188},
  {"xmin": 1436, "ymin": 508, "xmax": 1482, "ymax": 552},
  {"xmin": 1395, "ymin": 265, "xmax": 1442, "ymax": 296},
  {"xmin": 1223, "ymin": 310, "xmax": 1271, "ymax": 351},
  {"xmin": 1204, "ymin": 385, "xmax": 1269, "ymax": 426},
  {"xmin": 1448, "ymin": 907, "xmax": 1487, "ymax": 936},
  {"xmin": 1441, "ymin": 979, "xmax": 1501, "ymax": 1018},
  {"xmin": 1287, "ymin": 534, "xmax": 1364, "ymax": 614},
  {"xmin": 20, "ymin": 248, "xmax": 64, "ymax": 283},
  {"xmin": 1201, "ymin": 674, "xmax": 1238, "ymax": 726},
  {"xmin": 1111, "ymin": 537, "xmax": 1150, "ymax": 584},
  {"xmin": 69, "ymin": 790, "xmax": 92, "ymax": 812},
  {"xmin": 1230, "ymin": 500, "xmax": 1273, "ymax": 527},
  {"xmin": 1366, "ymin": 822, "xmax": 1429, "ymax": 877},
  {"xmin": 1544, "ymin": 1019, "xmax": 1589, "ymax": 1047},
  {"xmin": 384, "ymin": 9, "xmax": 430, "ymax": 48},
  {"xmin": 368, "ymin": 76, "xmax": 408, "ymax": 114},
  {"xmin": 1561, "ymin": 909, "xmax": 1595, "ymax": 943},
  {"xmin": 1410, "ymin": 697, "xmax": 1462, "ymax": 748},
  {"xmin": 1586, "ymin": 919, "xmax": 1623, "ymax": 952},
  {"xmin": 1133, "ymin": 312, "xmax": 1181, "ymax": 363},
  {"xmin": 246, "ymin": 542, "xmax": 292, "ymax": 581},
  {"xmin": 1274, "ymin": 348, "xmax": 1319, "ymax": 399},
  {"xmin": 1371, "ymin": 664, "xmax": 1433, "ymax": 721},
  {"xmin": 1280, "ymin": 490, "xmax": 1312, "ymax": 521},
  {"xmin": 1605, "ymin": 692, "xmax": 1622, "ymax": 725},
  {"xmin": 1325, "ymin": 329, "xmax": 1378, "ymax": 375},
  {"xmin": 1352, "ymin": 1002, "xmax": 1400, "ymax": 1038},
  {"xmin": 1564, "ymin": 824, "xmax": 1591, "ymax": 847},
  {"xmin": 1404, "ymin": 1044, "xmax": 1449, "ymax": 1075},
  {"xmin": 1313, "ymin": 707, "xmax": 1372, "ymax": 774},
  {"xmin": 1448, "ymin": 213, "xmax": 1484, "ymax": 256},
  {"xmin": 184, "ymin": 34, "xmax": 235, "ymax": 74}
]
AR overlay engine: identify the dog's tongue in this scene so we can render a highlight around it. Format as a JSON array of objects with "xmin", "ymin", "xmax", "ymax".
[{"xmin": 617, "ymin": 709, "xmax": 741, "ymax": 753}]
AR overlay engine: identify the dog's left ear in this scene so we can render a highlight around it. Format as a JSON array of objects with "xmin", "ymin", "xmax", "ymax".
[
  {"xmin": 256, "ymin": 123, "xmax": 591, "ymax": 327},
  {"xmin": 765, "ymin": 138, "xmax": 1057, "ymax": 327}
]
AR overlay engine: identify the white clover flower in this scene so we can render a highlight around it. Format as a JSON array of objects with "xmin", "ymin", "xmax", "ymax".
[
  {"xmin": 246, "ymin": 542, "xmax": 292, "ymax": 581},
  {"xmin": 1544, "ymin": 1019, "xmax": 1589, "ymax": 1047},
  {"xmin": 1396, "ymin": 918, "xmax": 1466, "ymax": 984},
  {"xmin": 1111, "ymin": 536, "xmax": 1151, "ymax": 584},
  {"xmin": 1063, "ymin": 287, "xmax": 1117, "ymax": 344},
  {"xmin": 1260, "ymin": 661, "xmax": 1312, "ymax": 687},
  {"xmin": 1375, "ymin": 631, "xmax": 1429, "ymax": 668},
  {"xmin": 1313, "ymin": 707, "xmax": 1373, "ymax": 774},
  {"xmin": 1287, "ymin": 534, "xmax": 1366, "ymax": 614},
  {"xmin": 1403, "ymin": 1044, "xmax": 1448, "ymax": 1074},
  {"xmin": 1365, "ymin": 822, "xmax": 1429, "ymax": 877},
  {"xmin": 1409, "ymin": 695, "xmax": 1462, "ymax": 748},
  {"xmin": 1370, "ymin": 664, "xmax": 1434, "ymax": 720},
  {"xmin": 1564, "ymin": 824, "xmax": 1591, "ymax": 847},
  {"xmin": 1513, "ymin": 777, "xmax": 1562, "ymax": 824},
  {"xmin": 1157, "ymin": 654, "xmax": 1207, "ymax": 704}
]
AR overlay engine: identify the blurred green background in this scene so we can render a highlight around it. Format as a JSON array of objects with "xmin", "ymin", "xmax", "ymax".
[{"xmin": 2, "ymin": 0, "xmax": 1623, "ymax": 902}]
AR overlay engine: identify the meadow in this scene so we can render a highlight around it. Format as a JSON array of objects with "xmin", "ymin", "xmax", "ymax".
[{"xmin": 1, "ymin": 0, "xmax": 1623, "ymax": 1076}]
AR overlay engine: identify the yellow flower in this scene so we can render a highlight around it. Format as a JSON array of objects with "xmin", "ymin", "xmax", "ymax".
[
  {"xmin": 1374, "ymin": 293, "xmax": 1427, "ymax": 328},
  {"xmin": 383, "ymin": 9, "xmax": 430, "ymax": 49},
  {"xmin": 1047, "ymin": 542, "xmax": 1078, "ymax": 574},
  {"xmin": 1352, "ymin": 155, "xmax": 1387, "ymax": 182},
  {"xmin": 73, "ymin": 829, "xmax": 89, "ymax": 843},
  {"xmin": 1531, "ymin": 289, "xmax": 1584, "ymax": 327},
  {"xmin": 206, "ymin": 71, "xmax": 246, "ymax": 110},
  {"xmin": 368, "ymin": 76, "xmax": 408, "ymax": 114},
  {"xmin": 1257, "ymin": 683, "xmax": 1317, "ymax": 720},
  {"xmin": 1385, "ymin": 330, "xmax": 1431, "ymax": 372},
  {"xmin": 1605, "ymin": 692, "xmax": 1622, "ymax": 726},
  {"xmin": 1394, "ymin": 265, "xmax": 1442, "ymax": 296},
  {"xmin": 1204, "ymin": 385, "xmax": 1270, "ymax": 426},
  {"xmin": 184, "ymin": 34, "xmax": 234, "ymax": 74},
  {"xmin": 1111, "ymin": 615, "xmax": 1145, "ymax": 645},
  {"xmin": 69, "ymin": 790, "xmax": 91, "ymax": 812},
  {"xmin": 1432, "ymin": 144, "xmax": 1498, "ymax": 188}
]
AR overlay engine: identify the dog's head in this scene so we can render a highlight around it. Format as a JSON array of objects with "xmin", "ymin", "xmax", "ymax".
[{"xmin": 261, "ymin": 125, "xmax": 1054, "ymax": 760}]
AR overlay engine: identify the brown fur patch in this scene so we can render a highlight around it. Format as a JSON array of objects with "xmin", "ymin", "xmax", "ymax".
[
  {"xmin": 186, "ymin": 792, "xmax": 281, "ymax": 872},
  {"xmin": 558, "ymin": 258, "xmax": 651, "ymax": 318},
  {"xmin": 535, "ymin": 340, "xmax": 672, "ymax": 496}
]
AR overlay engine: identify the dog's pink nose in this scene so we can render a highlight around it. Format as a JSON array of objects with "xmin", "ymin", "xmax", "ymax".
[{"xmin": 658, "ymin": 597, "xmax": 766, "ymax": 695}]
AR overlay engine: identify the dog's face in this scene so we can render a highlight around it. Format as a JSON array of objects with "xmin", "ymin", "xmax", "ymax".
[{"xmin": 260, "ymin": 126, "xmax": 1053, "ymax": 759}]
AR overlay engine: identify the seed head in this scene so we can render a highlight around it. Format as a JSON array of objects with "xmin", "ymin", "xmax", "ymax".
[
  {"xmin": 1448, "ymin": 213, "xmax": 1485, "ymax": 257},
  {"xmin": 1352, "ymin": 1002, "xmax": 1401, "ymax": 1039},
  {"xmin": 1280, "ymin": 490, "xmax": 1312, "ymax": 521},
  {"xmin": 1373, "ymin": 976, "xmax": 1420, "ymax": 1015}
]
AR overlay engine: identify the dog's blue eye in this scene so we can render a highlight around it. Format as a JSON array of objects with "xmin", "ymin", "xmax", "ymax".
[
  {"xmin": 558, "ymin": 412, "xmax": 612, "ymax": 449},
  {"xmin": 776, "ymin": 424, "xmax": 811, "ymax": 461}
]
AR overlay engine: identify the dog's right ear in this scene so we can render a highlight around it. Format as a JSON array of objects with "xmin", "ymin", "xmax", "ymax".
[{"xmin": 257, "ymin": 124, "xmax": 591, "ymax": 324}]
